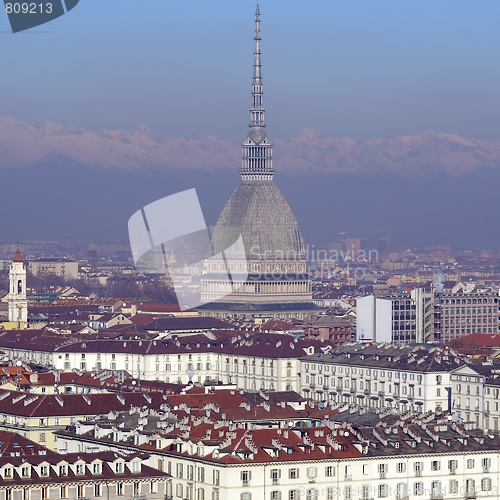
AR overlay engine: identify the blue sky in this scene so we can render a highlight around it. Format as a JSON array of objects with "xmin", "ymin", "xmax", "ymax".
[{"xmin": 2, "ymin": 0, "xmax": 500, "ymax": 140}]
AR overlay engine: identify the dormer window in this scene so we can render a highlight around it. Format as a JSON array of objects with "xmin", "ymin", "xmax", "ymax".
[
  {"xmin": 40, "ymin": 466, "xmax": 49, "ymax": 477},
  {"xmin": 93, "ymin": 463, "xmax": 101, "ymax": 475},
  {"xmin": 21, "ymin": 466, "xmax": 30, "ymax": 478},
  {"xmin": 4, "ymin": 467, "xmax": 13, "ymax": 479},
  {"xmin": 115, "ymin": 462, "xmax": 124, "ymax": 473},
  {"xmin": 59, "ymin": 465, "xmax": 67, "ymax": 476},
  {"xmin": 76, "ymin": 463, "xmax": 84, "ymax": 475}
]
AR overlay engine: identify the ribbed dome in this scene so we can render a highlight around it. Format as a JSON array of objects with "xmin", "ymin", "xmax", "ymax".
[{"xmin": 210, "ymin": 180, "xmax": 306, "ymax": 260}]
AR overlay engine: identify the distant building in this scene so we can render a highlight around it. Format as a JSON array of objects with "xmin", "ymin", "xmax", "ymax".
[
  {"xmin": 28, "ymin": 258, "xmax": 79, "ymax": 281},
  {"xmin": 435, "ymin": 288, "xmax": 500, "ymax": 341},
  {"xmin": 356, "ymin": 287, "xmax": 434, "ymax": 343}
]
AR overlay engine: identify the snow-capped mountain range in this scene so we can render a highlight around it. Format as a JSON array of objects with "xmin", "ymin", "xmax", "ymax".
[{"xmin": 1, "ymin": 115, "xmax": 500, "ymax": 177}]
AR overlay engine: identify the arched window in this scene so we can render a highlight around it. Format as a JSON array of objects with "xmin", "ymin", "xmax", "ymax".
[{"xmin": 17, "ymin": 280, "xmax": 22, "ymax": 294}]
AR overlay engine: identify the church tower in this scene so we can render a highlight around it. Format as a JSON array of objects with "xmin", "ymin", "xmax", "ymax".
[
  {"xmin": 8, "ymin": 247, "xmax": 28, "ymax": 326},
  {"xmin": 199, "ymin": 7, "xmax": 313, "ymax": 320}
]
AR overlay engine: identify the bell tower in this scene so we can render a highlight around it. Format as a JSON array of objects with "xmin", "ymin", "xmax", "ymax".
[{"xmin": 8, "ymin": 246, "xmax": 28, "ymax": 326}]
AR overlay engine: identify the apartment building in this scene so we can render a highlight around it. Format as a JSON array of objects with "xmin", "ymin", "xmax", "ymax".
[
  {"xmin": 299, "ymin": 344, "xmax": 473, "ymax": 415},
  {"xmin": 0, "ymin": 430, "xmax": 168, "ymax": 500},
  {"xmin": 0, "ymin": 329, "xmax": 329, "ymax": 393},
  {"xmin": 435, "ymin": 289, "xmax": 500, "ymax": 342},
  {"xmin": 54, "ymin": 406, "xmax": 500, "ymax": 500},
  {"xmin": 357, "ymin": 287, "xmax": 434, "ymax": 343},
  {"xmin": 27, "ymin": 259, "xmax": 79, "ymax": 282}
]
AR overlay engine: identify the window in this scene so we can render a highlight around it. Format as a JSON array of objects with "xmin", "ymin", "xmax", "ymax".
[
  {"xmin": 344, "ymin": 487, "xmax": 352, "ymax": 500},
  {"xmin": 397, "ymin": 463, "xmax": 406, "ymax": 473},
  {"xmin": 94, "ymin": 483, "xmax": 102, "ymax": 497},
  {"xmin": 41, "ymin": 487, "xmax": 49, "ymax": 500},
  {"xmin": 213, "ymin": 470, "xmax": 220, "ymax": 486},
  {"xmin": 93, "ymin": 462, "xmax": 101, "ymax": 474},
  {"xmin": 307, "ymin": 467, "xmax": 317, "ymax": 482},
  {"xmin": 198, "ymin": 466, "xmax": 205, "ymax": 482},
  {"xmin": 362, "ymin": 464, "xmax": 368, "ymax": 475},
  {"xmin": 482, "ymin": 457, "xmax": 491, "ymax": 471},
  {"xmin": 116, "ymin": 483, "xmax": 124, "ymax": 496},
  {"xmin": 241, "ymin": 470, "xmax": 251, "ymax": 485},
  {"xmin": 271, "ymin": 492, "xmax": 281, "ymax": 500},
  {"xmin": 482, "ymin": 478, "xmax": 492, "ymax": 491},
  {"xmin": 176, "ymin": 463, "xmax": 183, "ymax": 478},
  {"xmin": 289, "ymin": 492, "xmax": 298, "ymax": 500},
  {"xmin": 448, "ymin": 460, "xmax": 458, "ymax": 472},
  {"xmin": 39, "ymin": 432, "xmax": 46, "ymax": 443},
  {"xmin": 378, "ymin": 484, "xmax": 388, "ymax": 498},
  {"xmin": 327, "ymin": 488, "xmax": 335, "ymax": 500},
  {"xmin": 212, "ymin": 489, "xmax": 220, "ymax": 500},
  {"xmin": 4, "ymin": 467, "xmax": 13, "ymax": 478},
  {"xmin": 447, "ymin": 480, "xmax": 458, "ymax": 494},
  {"xmin": 431, "ymin": 481, "xmax": 441, "ymax": 498},
  {"xmin": 362, "ymin": 485, "xmax": 371, "ymax": 500},
  {"xmin": 466, "ymin": 479, "xmax": 476, "ymax": 496},
  {"xmin": 306, "ymin": 489, "xmax": 318, "ymax": 500},
  {"xmin": 431, "ymin": 460, "xmax": 440, "ymax": 471},
  {"xmin": 40, "ymin": 466, "xmax": 49, "ymax": 477},
  {"xmin": 467, "ymin": 459, "xmax": 475, "ymax": 469},
  {"xmin": 59, "ymin": 465, "xmax": 67, "ymax": 476},
  {"xmin": 21, "ymin": 466, "xmax": 29, "ymax": 477},
  {"xmin": 240, "ymin": 494, "xmax": 251, "ymax": 500},
  {"xmin": 177, "ymin": 485, "xmax": 184, "ymax": 498},
  {"xmin": 270, "ymin": 469, "xmax": 280, "ymax": 485},
  {"xmin": 77, "ymin": 485, "xmax": 85, "ymax": 498},
  {"xmin": 150, "ymin": 482, "xmax": 158, "ymax": 494},
  {"xmin": 325, "ymin": 466, "xmax": 335, "ymax": 477},
  {"xmin": 414, "ymin": 482, "xmax": 423, "ymax": 496},
  {"xmin": 289, "ymin": 468, "xmax": 299, "ymax": 479},
  {"xmin": 378, "ymin": 463, "xmax": 387, "ymax": 478}
]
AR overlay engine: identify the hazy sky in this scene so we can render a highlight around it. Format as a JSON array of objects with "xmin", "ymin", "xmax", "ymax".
[{"xmin": 2, "ymin": 0, "xmax": 500, "ymax": 140}]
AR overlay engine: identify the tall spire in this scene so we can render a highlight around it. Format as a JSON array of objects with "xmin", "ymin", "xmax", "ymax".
[{"xmin": 241, "ymin": 5, "xmax": 273, "ymax": 180}]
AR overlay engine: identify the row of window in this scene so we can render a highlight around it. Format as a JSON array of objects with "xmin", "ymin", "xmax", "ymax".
[
  {"xmin": 3, "ymin": 481, "xmax": 159, "ymax": 500},
  {"xmin": 303, "ymin": 365, "xmax": 425, "ymax": 382},
  {"xmin": 239, "ymin": 479, "xmax": 493, "ymax": 500}
]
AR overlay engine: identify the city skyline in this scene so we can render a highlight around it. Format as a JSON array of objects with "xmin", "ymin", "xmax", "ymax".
[{"xmin": 2, "ymin": 1, "xmax": 500, "ymax": 247}]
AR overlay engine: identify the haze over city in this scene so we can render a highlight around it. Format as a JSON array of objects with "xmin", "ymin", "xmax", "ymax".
[{"xmin": 2, "ymin": 0, "xmax": 500, "ymax": 247}]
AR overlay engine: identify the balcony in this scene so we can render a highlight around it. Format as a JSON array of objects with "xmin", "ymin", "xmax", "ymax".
[
  {"xmin": 242, "ymin": 480, "xmax": 249, "ymax": 486},
  {"xmin": 378, "ymin": 391, "xmax": 385, "ymax": 397},
  {"xmin": 272, "ymin": 478, "xmax": 279, "ymax": 485},
  {"xmin": 415, "ymin": 470, "xmax": 422, "ymax": 477},
  {"xmin": 323, "ymin": 385, "xmax": 329, "ymax": 391},
  {"xmin": 379, "ymin": 472, "xmax": 387, "ymax": 479},
  {"xmin": 350, "ymin": 387, "xmax": 356, "ymax": 393},
  {"xmin": 364, "ymin": 389, "xmax": 370, "ymax": 395},
  {"xmin": 345, "ymin": 474, "xmax": 352, "ymax": 481},
  {"xmin": 449, "ymin": 468, "xmax": 456, "ymax": 475},
  {"xmin": 483, "ymin": 467, "xmax": 490, "ymax": 473}
]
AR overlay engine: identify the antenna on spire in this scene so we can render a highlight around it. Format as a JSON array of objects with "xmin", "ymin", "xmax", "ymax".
[{"xmin": 241, "ymin": 5, "xmax": 273, "ymax": 179}]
